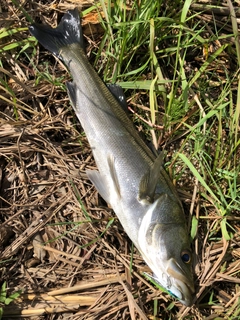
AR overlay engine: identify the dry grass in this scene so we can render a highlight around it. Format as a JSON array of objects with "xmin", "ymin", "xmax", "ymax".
[{"xmin": 0, "ymin": 0, "xmax": 240, "ymax": 319}]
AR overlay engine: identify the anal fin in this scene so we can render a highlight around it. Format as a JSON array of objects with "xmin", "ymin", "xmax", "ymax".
[{"xmin": 66, "ymin": 81, "xmax": 77, "ymax": 108}]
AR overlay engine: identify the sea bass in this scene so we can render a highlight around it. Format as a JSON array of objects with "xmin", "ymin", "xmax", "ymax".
[{"xmin": 29, "ymin": 9, "xmax": 194, "ymax": 305}]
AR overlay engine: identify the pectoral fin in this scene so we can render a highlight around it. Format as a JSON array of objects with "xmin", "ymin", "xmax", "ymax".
[
  {"xmin": 138, "ymin": 152, "xmax": 164, "ymax": 204},
  {"xmin": 107, "ymin": 155, "xmax": 121, "ymax": 199}
]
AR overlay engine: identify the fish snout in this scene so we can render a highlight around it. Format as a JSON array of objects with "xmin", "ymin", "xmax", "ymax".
[{"xmin": 166, "ymin": 258, "xmax": 195, "ymax": 306}]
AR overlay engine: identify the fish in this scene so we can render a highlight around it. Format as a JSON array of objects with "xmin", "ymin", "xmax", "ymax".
[{"xmin": 29, "ymin": 9, "xmax": 195, "ymax": 306}]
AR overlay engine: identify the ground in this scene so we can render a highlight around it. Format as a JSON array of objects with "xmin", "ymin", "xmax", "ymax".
[{"xmin": 0, "ymin": 0, "xmax": 240, "ymax": 319}]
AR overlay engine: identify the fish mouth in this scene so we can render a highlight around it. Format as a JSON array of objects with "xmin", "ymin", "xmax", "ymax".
[{"xmin": 166, "ymin": 258, "xmax": 195, "ymax": 306}]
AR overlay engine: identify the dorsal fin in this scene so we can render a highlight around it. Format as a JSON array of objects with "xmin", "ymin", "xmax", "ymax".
[{"xmin": 107, "ymin": 84, "xmax": 128, "ymax": 114}]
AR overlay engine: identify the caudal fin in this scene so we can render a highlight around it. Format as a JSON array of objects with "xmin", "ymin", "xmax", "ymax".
[{"xmin": 29, "ymin": 8, "xmax": 83, "ymax": 58}]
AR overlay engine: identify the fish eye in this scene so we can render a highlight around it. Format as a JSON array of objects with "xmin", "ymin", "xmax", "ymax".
[{"xmin": 181, "ymin": 250, "xmax": 191, "ymax": 264}]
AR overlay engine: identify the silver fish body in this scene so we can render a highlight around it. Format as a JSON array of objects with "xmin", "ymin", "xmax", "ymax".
[{"xmin": 29, "ymin": 9, "xmax": 194, "ymax": 305}]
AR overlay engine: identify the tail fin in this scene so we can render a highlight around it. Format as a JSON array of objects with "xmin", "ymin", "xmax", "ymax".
[{"xmin": 29, "ymin": 9, "xmax": 83, "ymax": 58}]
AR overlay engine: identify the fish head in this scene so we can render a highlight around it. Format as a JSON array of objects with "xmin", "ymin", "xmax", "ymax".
[{"xmin": 138, "ymin": 194, "xmax": 194, "ymax": 306}]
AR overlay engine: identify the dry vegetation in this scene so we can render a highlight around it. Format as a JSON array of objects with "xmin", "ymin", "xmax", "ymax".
[{"xmin": 0, "ymin": 0, "xmax": 240, "ymax": 319}]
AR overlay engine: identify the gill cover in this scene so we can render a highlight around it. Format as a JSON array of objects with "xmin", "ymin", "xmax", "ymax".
[{"xmin": 138, "ymin": 195, "xmax": 194, "ymax": 306}]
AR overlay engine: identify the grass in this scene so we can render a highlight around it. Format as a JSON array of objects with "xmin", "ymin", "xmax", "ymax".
[
  {"xmin": 0, "ymin": 282, "xmax": 21, "ymax": 319},
  {"xmin": 0, "ymin": 0, "xmax": 240, "ymax": 319}
]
